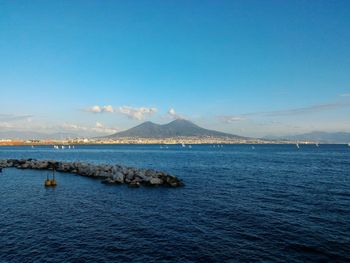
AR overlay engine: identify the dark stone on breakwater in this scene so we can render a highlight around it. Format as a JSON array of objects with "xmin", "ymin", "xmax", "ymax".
[{"xmin": 0, "ymin": 159, "xmax": 183, "ymax": 187}]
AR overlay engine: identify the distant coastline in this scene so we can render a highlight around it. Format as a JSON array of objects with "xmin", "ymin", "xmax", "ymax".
[
  {"xmin": 1, "ymin": 120, "xmax": 349, "ymax": 145},
  {"xmin": 0, "ymin": 137, "xmax": 318, "ymax": 146}
]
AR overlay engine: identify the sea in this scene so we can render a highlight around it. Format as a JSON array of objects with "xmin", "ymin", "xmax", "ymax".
[{"xmin": 0, "ymin": 144, "xmax": 349, "ymax": 262}]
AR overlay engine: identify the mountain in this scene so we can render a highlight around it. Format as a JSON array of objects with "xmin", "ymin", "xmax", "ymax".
[
  {"xmin": 105, "ymin": 119, "xmax": 245, "ymax": 139},
  {"xmin": 266, "ymin": 131, "xmax": 350, "ymax": 144},
  {"xmin": 0, "ymin": 131, "xmax": 79, "ymax": 140}
]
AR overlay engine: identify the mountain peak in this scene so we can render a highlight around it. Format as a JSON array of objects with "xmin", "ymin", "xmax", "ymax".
[
  {"xmin": 168, "ymin": 118, "xmax": 193, "ymax": 124},
  {"xmin": 136, "ymin": 121, "xmax": 158, "ymax": 126},
  {"xmin": 105, "ymin": 119, "xmax": 243, "ymax": 139}
]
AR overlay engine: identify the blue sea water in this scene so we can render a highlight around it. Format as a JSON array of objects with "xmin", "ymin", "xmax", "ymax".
[{"xmin": 0, "ymin": 144, "xmax": 349, "ymax": 262}]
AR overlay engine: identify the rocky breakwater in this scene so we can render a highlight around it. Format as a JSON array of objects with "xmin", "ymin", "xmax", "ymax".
[{"xmin": 0, "ymin": 159, "xmax": 183, "ymax": 187}]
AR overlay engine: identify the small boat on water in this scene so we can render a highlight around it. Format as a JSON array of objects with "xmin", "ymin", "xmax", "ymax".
[
  {"xmin": 296, "ymin": 143, "xmax": 300, "ymax": 149},
  {"xmin": 316, "ymin": 143, "xmax": 319, "ymax": 147},
  {"xmin": 181, "ymin": 143, "xmax": 186, "ymax": 147}
]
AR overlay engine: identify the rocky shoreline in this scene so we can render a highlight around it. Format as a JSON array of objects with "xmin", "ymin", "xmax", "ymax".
[{"xmin": 0, "ymin": 159, "xmax": 183, "ymax": 187}]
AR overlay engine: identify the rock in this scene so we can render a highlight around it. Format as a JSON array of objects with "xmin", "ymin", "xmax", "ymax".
[
  {"xmin": 111, "ymin": 171, "xmax": 124, "ymax": 183},
  {"xmin": 37, "ymin": 161, "xmax": 49, "ymax": 169},
  {"xmin": 149, "ymin": 178, "xmax": 163, "ymax": 185},
  {"xmin": 125, "ymin": 172, "xmax": 135, "ymax": 183},
  {"xmin": 145, "ymin": 169, "xmax": 157, "ymax": 177},
  {"xmin": 0, "ymin": 158, "xmax": 183, "ymax": 187},
  {"xmin": 18, "ymin": 162, "xmax": 30, "ymax": 169},
  {"xmin": 137, "ymin": 173, "xmax": 152, "ymax": 182},
  {"xmin": 96, "ymin": 170, "xmax": 110, "ymax": 178}
]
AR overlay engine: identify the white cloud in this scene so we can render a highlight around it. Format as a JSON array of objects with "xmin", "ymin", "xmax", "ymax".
[
  {"xmin": 0, "ymin": 114, "xmax": 34, "ymax": 130},
  {"xmin": 85, "ymin": 105, "xmax": 114, "ymax": 113},
  {"xmin": 102, "ymin": 105, "xmax": 114, "ymax": 113},
  {"xmin": 0, "ymin": 122, "xmax": 15, "ymax": 129},
  {"xmin": 117, "ymin": 106, "xmax": 157, "ymax": 120},
  {"xmin": 167, "ymin": 108, "xmax": 183, "ymax": 120},
  {"xmin": 86, "ymin": 105, "xmax": 102, "ymax": 113},
  {"xmin": 95, "ymin": 122, "xmax": 104, "ymax": 129},
  {"xmin": 93, "ymin": 122, "xmax": 117, "ymax": 134},
  {"xmin": 0, "ymin": 114, "xmax": 33, "ymax": 122},
  {"xmin": 61, "ymin": 122, "xmax": 117, "ymax": 134},
  {"xmin": 340, "ymin": 93, "xmax": 350, "ymax": 97},
  {"xmin": 61, "ymin": 123, "xmax": 88, "ymax": 131},
  {"xmin": 85, "ymin": 105, "xmax": 157, "ymax": 120},
  {"xmin": 220, "ymin": 116, "xmax": 246, "ymax": 123}
]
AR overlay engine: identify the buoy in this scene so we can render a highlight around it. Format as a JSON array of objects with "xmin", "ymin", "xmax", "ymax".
[
  {"xmin": 50, "ymin": 171, "xmax": 57, "ymax": 187},
  {"xmin": 44, "ymin": 170, "xmax": 57, "ymax": 187},
  {"xmin": 44, "ymin": 175, "xmax": 51, "ymax": 187},
  {"xmin": 50, "ymin": 178, "xmax": 57, "ymax": 186}
]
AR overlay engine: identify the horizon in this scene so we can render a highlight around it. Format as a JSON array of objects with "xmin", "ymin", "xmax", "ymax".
[
  {"xmin": 1, "ymin": 0, "xmax": 350, "ymax": 138},
  {"xmin": 1, "ymin": 118, "xmax": 350, "ymax": 142}
]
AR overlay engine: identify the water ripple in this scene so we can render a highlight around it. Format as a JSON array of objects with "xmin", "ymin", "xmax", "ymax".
[{"xmin": 0, "ymin": 144, "xmax": 349, "ymax": 262}]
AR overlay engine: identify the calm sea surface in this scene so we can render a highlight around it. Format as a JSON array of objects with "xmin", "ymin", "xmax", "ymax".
[{"xmin": 0, "ymin": 144, "xmax": 349, "ymax": 262}]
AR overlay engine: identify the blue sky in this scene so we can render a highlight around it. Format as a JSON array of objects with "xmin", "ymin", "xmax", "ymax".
[{"xmin": 0, "ymin": 0, "xmax": 350, "ymax": 137}]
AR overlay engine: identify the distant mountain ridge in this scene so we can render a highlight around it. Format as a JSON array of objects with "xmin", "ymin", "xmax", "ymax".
[
  {"xmin": 266, "ymin": 131, "xmax": 350, "ymax": 143},
  {"xmin": 105, "ymin": 119, "xmax": 245, "ymax": 139}
]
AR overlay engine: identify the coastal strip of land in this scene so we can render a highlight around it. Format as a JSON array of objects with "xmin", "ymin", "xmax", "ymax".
[
  {"xmin": 0, "ymin": 159, "xmax": 183, "ymax": 187},
  {"xmin": 0, "ymin": 138, "xmax": 313, "ymax": 146}
]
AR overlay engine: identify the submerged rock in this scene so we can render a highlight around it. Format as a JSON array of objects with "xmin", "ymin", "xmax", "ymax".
[{"xmin": 0, "ymin": 158, "xmax": 184, "ymax": 188}]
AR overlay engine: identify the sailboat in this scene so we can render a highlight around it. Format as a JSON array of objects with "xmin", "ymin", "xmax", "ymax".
[
  {"xmin": 181, "ymin": 143, "xmax": 186, "ymax": 147},
  {"xmin": 316, "ymin": 143, "xmax": 319, "ymax": 147},
  {"xmin": 296, "ymin": 143, "xmax": 300, "ymax": 149}
]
